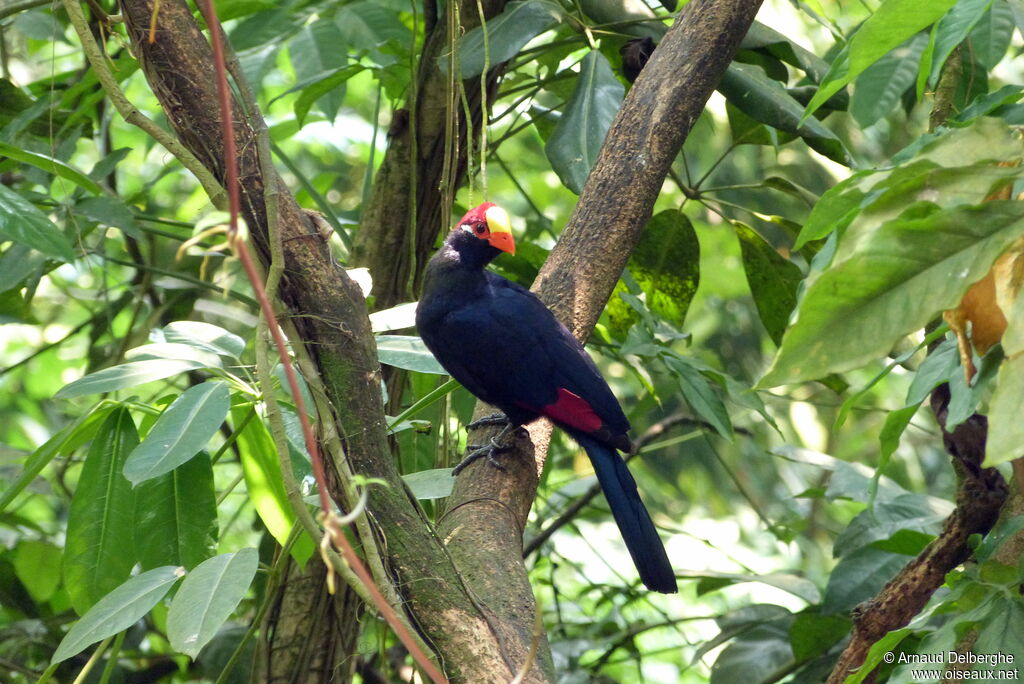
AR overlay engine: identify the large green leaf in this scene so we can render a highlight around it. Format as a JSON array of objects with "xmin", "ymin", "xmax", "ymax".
[
  {"xmin": 0, "ymin": 184, "xmax": 75, "ymax": 262},
  {"xmin": 376, "ymin": 335, "xmax": 447, "ymax": 374},
  {"xmin": 56, "ymin": 359, "xmax": 205, "ymax": 398},
  {"xmin": 335, "ymin": 1, "xmax": 410, "ymax": 50},
  {"xmin": 163, "ymin": 320, "xmax": 246, "ymax": 359},
  {"xmin": 13, "ymin": 540, "xmax": 62, "ymax": 603},
  {"xmin": 794, "ymin": 119, "xmax": 1023, "ymax": 249},
  {"xmin": 734, "ymin": 222, "xmax": 802, "ymax": 345},
  {"xmin": 233, "ymin": 406, "xmax": 314, "ymax": 565},
  {"xmin": 760, "ymin": 202, "xmax": 1024, "ymax": 387},
  {"xmin": 546, "ymin": 50, "xmax": 624, "ymax": 194},
  {"xmin": 134, "ymin": 452, "xmax": 218, "ymax": 570},
  {"xmin": 985, "ymin": 355, "xmax": 1024, "ymax": 467},
  {"xmin": 719, "ymin": 62, "xmax": 848, "ymax": 164},
  {"xmin": 832, "ymin": 493, "xmax": 949, "ymax": 557},
  {"xmin": 123, "ymin": 382, "xmax": 231, "ymax": 485},
  {"xmin": 167, "ymin": 549, "xmax": 258, "ymax": 658},
  {"xmin": 803, "ymin": 0, "xmax": 959, "ymax": 119},
  {"xmin": 607, "ymin": 210, "xmax": 700, "ymax": 335},
  {"xmin": 851, "ymin": 33, "xmax": 929, "ymax": 128},
  {"xmin": 0, "ymin": 141, "xmax": 103, "ymax": 195},
  {"xmin": 52, "ymin": 566, "xmax": 182, "ymax": 664},
  {"xmin": 64, "ymin": 408, "xmax": 139, "ymax": 614},
  {"xmin": 821, "ymin": 547, "xmax": 909, "ymax": 615},
  {"xmin": 664, "ymin": 355, "xmax": 733, "ymax": 439},
  {"xmin": 449, "ymin": 0, "xmax": 563, "ymax": 78},
  {"xmin": 969, "ymin": 0, "xmax": 1016, "ymax": 69}
]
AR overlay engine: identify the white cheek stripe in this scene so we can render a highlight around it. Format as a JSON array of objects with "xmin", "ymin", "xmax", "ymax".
[{"xmin": 461, "ymin": 225, "xmax": 475, "ymax": 234}]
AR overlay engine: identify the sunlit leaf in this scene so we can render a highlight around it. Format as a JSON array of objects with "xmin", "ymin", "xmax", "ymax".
[
  {"xmin": 52, "ymin": 566, "xmax": 182, "ymax": 664},
  {"xmin": 804, "ymin": 0, "xmax": 959, "ymax": 119},
  {"xmin": 124, "ymin": 382, "xmax": 231, "ymax": 485},
  {"xmin": 56, "ymin": 359, "xmax": 205, "ymax": 399},
  {"xmin": 167, "ymin": 549, "xmax": 257, "ymax": 658},
  {"xmin": 760, "ymin": 202, "xmax": 1024, "ymax": 387},
  {"xmin": 376, "ymin": 335, "xmax": 447, "ymax": 374}
]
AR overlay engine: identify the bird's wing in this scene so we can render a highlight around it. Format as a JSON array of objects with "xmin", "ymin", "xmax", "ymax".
[{"xmin": 424, "ymin": 273, "xmax": 630, "ymax": 441}]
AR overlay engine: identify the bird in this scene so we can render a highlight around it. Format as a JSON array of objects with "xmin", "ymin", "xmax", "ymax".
[{"xmin": 416, "ymin": 202, "xmax": 677, "ymax": 593}]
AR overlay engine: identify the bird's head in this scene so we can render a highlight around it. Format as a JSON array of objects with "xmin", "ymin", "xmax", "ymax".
[{"xmin": 450, "ymin": 202, "xmax": 516, "ymax": 257}]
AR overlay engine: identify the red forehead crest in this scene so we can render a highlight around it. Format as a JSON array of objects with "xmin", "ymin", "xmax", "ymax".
[{"xmin": 458, "ymin": 202, "xmax": 496, "ymax": 225}]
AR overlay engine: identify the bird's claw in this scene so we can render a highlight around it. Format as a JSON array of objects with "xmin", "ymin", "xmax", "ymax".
[
  {"xmin": 466, "ymin": 412, "xmax": 509, "ymax": 430},
  {"xmin": 453, "ymin": 436, "xmax": 512, "ymax": 475}
]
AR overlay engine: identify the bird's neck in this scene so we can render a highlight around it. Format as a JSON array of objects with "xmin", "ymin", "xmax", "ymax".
[{"xmin": 422, "ymin": 246, "xmax": 491, "ymax": 302}]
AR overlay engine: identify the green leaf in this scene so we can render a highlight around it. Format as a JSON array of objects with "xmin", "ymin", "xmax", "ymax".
[
  {"xmin": 972, "ymin": 599, "xmax": 1024, "ymax": 673},
  {"xmin": 370, "ymin": 302, "xmax": 419, "ymax": 332},
  {"xmin": 75, "ymin": 196, "xmax": 142, "ymax": 239},
  {"xmin": 64, "ymin": 408, "xmax": 139, "ymax": 614},
  {"xmin": 984, "ymin": 355, "xmax": 1024, "ymax": 466},
  {"xmin": 848, "ymin": 629, "xmax": 913, "ymax": 684},
  {"xmin": 167, "ymin": 549, "xmax": 258, "ymax": 659},
  {"xmin": 52, "ymin": 566, "xmax": 182, "ymax": 664},
  {"xmin": 335, "ymin": 1, "xmax": 411, "ymax": 50},
  {"xmin": 803, "ymin": 0, "xmax": 959, "ymax": 119},
  {"xmin": 449, "ymin": 0, "xmax": 563, "ymax": 78},
  {"xmin": 719, "ymin": 62, "xmax": 848, "ymax": 164},
  {"xmin": 123, "ymin": 382, "xmax": 231, "ymax": 485},
  {"xmin": 680, "ymin": 571, "xmax": 821, "ymax": 603},
  {"xmin": 608, "ymin": 210, "xmax": 700, "ymax": 335},
  {"xmin": 546, "ymin": 50, "xmax": 624, "ymax": 194},
  {"xmin": 0, "ymin": 141, "xmax": 103, "ymax": 195},
  {"xmin": 56, "ymin": 359, "xmax": 205, "ymax": 398},
  {"xmin": 13, "ymin": 540, "xmax": 62, "ymax": 603},
  {"xmin": 734, "ymin": 222, "xmax": 802, "ymax": 345},
  {"xmin": 134, "ymin": 452, "xmax": 218, "ymax": 570},
  {"xmin": 293, "ymin": 64, "xmax": 365, "ymax": 127},
  {"xmin": 664, "ymin": 355, "xmax": 733, "ymax": 438},
  {"xmin": 833, "ymin": 493, "xmax": 949, "ymax": 557},
  {"xmin": 760, "ymin": 202, "xmax": 1024, "ymax": 387},
  {"xmin": 789, "ymin": 610, "xmax": 850, "ymax": 661},
  {"xmin": 163, "ymin": 320, "xmax": 246, "ymax": 358},
  {"xmin": 233, "ymin": 406, "xmax": 314, "ymax": 565},
  {"xmin": 125, "ymin": 342, "xmax": 224, "ymax": 369},
  {"xmin": 402, "ymin": 468, "xmax": 455, "ymax": 500},
  {"xmin": 376, "ymin": 335, "xmax": 447, "ymax": 374},
  {"xmin": 822, "ymin": 546, "xmax": 908, "ymax": 615},
  {"xmin": 851, "ymin": 33, "xmax": 929, "ymax": 128},
  {"xmin": 928, "ymin": 0, "xmax": 994, "ymax": 87},
  {"xmin": 969, "ymin": 0, "xmax": 1016, "ymax": 69},
  {"xmin": 0, "ymin": 184, "xmax": 75, "ymax": 262},
  {"xmin": 710, "ymin": 614, "xmax": 793, "ymax": 684}
]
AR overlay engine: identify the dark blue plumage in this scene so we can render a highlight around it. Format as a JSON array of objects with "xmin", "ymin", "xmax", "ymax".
[{"xmin": 416, "ymin": 203, "xmax": 676, "ymax": 593}]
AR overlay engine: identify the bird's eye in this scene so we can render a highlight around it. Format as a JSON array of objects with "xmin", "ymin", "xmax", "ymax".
[{"xmin": 474, "ymin": 224, "xmax": 486, "ymax": 235}]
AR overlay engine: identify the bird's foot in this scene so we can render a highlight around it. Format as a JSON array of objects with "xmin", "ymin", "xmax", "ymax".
[
  {"xmin": 453, "ymin": 422, "xmax": 515, "ymax": 475},
  {"xmin": 453, "ymin": 437, "xmax": 512, "ymax": 475},
  {"xmin": 466, "ymin": 412, "xmax": 509, "ymax": 430}
]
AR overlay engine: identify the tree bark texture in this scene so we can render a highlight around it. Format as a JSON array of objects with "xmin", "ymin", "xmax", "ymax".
[
  {"xmin": 116, "ymin": 1, "xmax": 528, "ymax": 680},
  {"xmin": 353, "ymin": 0, "xmax": 508, "ymax": 311},
  {"xmin": 826, "ymin": 385, "xmax": 1008, "ymax": 683},
  {"xmin": 262, "ymin": 555, "xmax": 361, "ymax": 683},
  {"xmin": 440, "ymin": 0, "xmax": 765, "ymax": 663}
]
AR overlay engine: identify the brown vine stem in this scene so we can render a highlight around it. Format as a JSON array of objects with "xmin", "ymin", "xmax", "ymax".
[{"xmin": 192, "ymin": 1, "xmax": 447, "ymax": 681}]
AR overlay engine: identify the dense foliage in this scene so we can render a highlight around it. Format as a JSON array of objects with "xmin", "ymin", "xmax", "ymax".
[{"xmin": 2, "ymin": 0, "xmax": 1024, "ymax": 681}]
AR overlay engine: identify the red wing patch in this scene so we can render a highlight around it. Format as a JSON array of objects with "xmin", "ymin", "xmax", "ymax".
[{"xmin": 540, "ymin": 388, "xmax": 604, "ymax": 434}]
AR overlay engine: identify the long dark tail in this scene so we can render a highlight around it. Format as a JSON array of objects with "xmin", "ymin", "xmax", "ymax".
[{"xmin": 574, "ymin": 433, "xmax": 677, "ymax": 593}]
